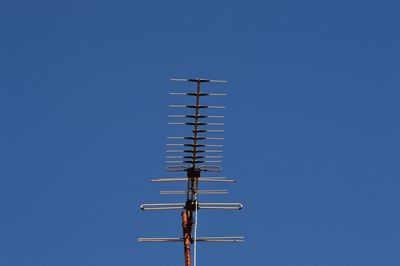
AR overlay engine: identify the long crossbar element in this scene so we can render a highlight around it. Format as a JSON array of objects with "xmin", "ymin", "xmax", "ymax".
[
  {"xmin": 149, "ymin": 177, "xmax": 236, "ymax": 183},
  {"xmin": 171, "ymin": 78, "xmax": 228, "ymax": 83},
  {"xmin": 139, "ymin": 236, "xmax": 244, "ymax": 243},
  {"xmin": 160, "ymin": 189, "xmax": 228, "ymax": 195},
  {"xmin": 140, "ymin": 202, "xmax": 243, "ymax": 211}
]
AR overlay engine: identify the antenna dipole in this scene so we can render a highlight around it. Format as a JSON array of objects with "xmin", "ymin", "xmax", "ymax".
[{"xmin": 139, "ymin": 78, "xmax": 243, "ymax": 266}]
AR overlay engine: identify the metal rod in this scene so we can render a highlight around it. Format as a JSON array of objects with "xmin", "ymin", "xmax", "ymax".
[
  {"xmin": 138, "ymin": 236, "xmax": 244, "ymax": 243},
  {"xmin": 166, "ymin": 144, "xmax": 224, "ymax": 147},
  {"xmin": 169, "ymin": 105, "xmax": 226, "ymax": 109},
  {"xmin": 168, "ymin": 122, "xmax": 224, "ymax": 126},
  {"xmin": 170, "ymin": 78, "xmax": 228, "ymax": 83},
  {"xmin": 168, "ymin": 115, "xmax": 224, "ymax": 119},
  {"xmin": 140, "ymin": 203, "xmax": 185, "ymax": 206},
  {"xmin": 138, "ymin": 238, "xmax": 182, "ymax": 242},
  {"xmin": 140, "ymin": 207, "xmax": 184, "ymax": 211},
  {"xmin": 149, "ymin": 178, "xmax": 236, "ymax": 183},
  {"xmin": 160, "ymin": 190, "xmax": 228, "ymax": 195},
  {"xmin": 167, "ymin": 137, "xmax": 224, "ymax": 140},
  {"xmin": 169, "ymin": 92, "xmax": 227, "ymax": 96}
]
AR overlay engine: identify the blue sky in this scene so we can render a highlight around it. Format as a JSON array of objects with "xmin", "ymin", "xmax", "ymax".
[{"xmin": 1, "ymin": 1, "xmax": 399, "ymax": 265}]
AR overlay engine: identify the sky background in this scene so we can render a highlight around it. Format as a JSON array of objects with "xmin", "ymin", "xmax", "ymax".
[{"xmin": 1, "ymin": 1, "xmax": 400, "ymax": 265}]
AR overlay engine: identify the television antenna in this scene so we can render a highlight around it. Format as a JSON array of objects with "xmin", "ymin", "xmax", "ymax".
[{"xmin": 139, "ymin": 78, "xmax": 244, "ymax": 266}]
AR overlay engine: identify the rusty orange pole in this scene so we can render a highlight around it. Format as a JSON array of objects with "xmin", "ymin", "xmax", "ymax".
[{"xmin": 181, "ymin": 210, "xmax": 192, "ymax": 266}]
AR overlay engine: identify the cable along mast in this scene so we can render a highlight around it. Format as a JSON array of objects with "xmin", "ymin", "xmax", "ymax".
[{"xmin": 139, "ymin": 78, "xmax": 244, "ymax": 266}]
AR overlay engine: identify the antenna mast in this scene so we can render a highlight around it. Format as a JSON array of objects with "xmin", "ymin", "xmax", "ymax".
[{"xmin": 139, "ymin": 78, "xmax": 243, "ymax": 266}]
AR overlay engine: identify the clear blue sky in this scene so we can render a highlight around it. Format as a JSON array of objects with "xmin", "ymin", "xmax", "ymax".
[{"xmin": 1, "ymin": 1, "xmax": 399, "ymax": 265}]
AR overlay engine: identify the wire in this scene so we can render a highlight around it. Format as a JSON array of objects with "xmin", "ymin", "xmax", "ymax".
[{"xmin": 193, "ymin": 198, "xmax": 198, "ymax": 266}]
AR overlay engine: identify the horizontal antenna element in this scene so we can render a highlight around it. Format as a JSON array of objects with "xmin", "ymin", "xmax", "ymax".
[
  {"xmin": 139, "ymin": 236, "xmax": 243, "ymax": 243},
  {"xmin": 160, "ymin": 189, "xmax": 228, "ymax": 195},
  {"xmin": 149, "ymin": 177, "xmax": 236, "ymax": 183},
  {"xmin": 170, "ymin": 78, "xmax": 228, "ymax": 83}
]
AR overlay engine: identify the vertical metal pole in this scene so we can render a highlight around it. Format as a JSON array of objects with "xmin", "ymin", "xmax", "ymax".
[
  {"xmin": 183, "ymin": 80, "xmax": 200, "ymax": 266},
  {"xmin": 192, "ymin": 80, "xmax": 201, "ymax": 168},
  {"xmin": 182, "ymin": 210, "xmax": 192, "ymax": 266}
]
